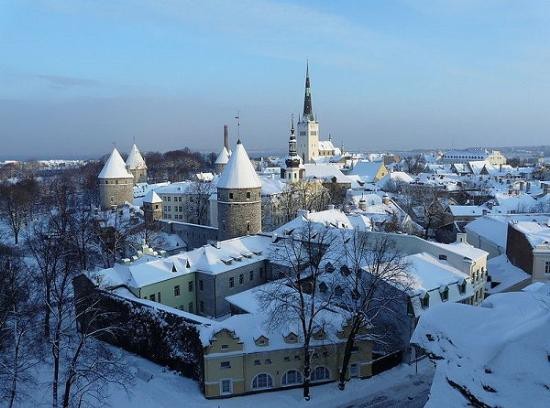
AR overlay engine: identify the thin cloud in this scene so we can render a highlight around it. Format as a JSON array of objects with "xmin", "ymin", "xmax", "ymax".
[{"xmin": 35, "ymin": 74, "xmax": 100, "ymax": 89}]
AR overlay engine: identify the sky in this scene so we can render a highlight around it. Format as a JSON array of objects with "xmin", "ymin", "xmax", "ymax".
[{"xmin": 1, "ymin": 0, "xmax": 550, "ymax": 159}]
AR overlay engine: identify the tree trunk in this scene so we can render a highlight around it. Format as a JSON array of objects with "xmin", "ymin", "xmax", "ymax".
[
  {"xmin": 303, "ymin": 346, "xmax": 311, "ymax": 400},
  {"xmin": 52, "ymin": 339, "xmax": 59, "ymax": 408},
  {"xmin": 44, "ymin": 287, "xmax": 51, "ymax": 338},
  {"xmin": 338, "ymin": 323, "xmax": 358, "ymax": 390}
]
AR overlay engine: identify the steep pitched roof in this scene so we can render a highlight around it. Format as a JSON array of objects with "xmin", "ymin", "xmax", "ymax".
[
  {"xmin": 98, "ymin": 148, "xmax": 133, "ymax": 179},
  {"xmin": 217, "ymin": 141, "xmax": 261, "ymax": 189},
  {"xmin": 214, "ymin": 146, "xmax": 230, "ymax": 165},
  {"xmin": 143, "ymin": 190, "xmax": 162, "ymax": 204},
  {"xmin": 126, "ymin": 144, "xmax": 147, "ymax": 170}
]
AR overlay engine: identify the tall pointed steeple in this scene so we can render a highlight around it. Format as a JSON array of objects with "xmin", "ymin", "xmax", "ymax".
[
  {"xmin": 303, "ymin": 61, "xmax": 314, "ymax": 121},
  {"xmin": 286, "ymin": 114, "xmax": 300, "ymax": 169}
]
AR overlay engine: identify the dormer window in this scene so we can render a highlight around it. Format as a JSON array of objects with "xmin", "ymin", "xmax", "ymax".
[
  {"xmin": 319, "ymin": 282, "xmax": 328, "ymax": 293},
  {"xmin": 438, "ymin": 254, "xmax": 447, "ymax": 261},
  {"xmin": 421, "ymin": 293, "xmax": 430, "ymax": 309},
  {"xmin": 255, "ymin": 336, "xmax": 269, "ymax": 346},
  {"xmin": 440, "ymin": 286, "xmax": 449, "ymax": 302},
  {"xmin": 284, "ymin": 333, "xmax": 298, "ymax": 343},
  {"xmin": 459, "ymin": 280, "xmax": 467, "ymax": 294},
  {"xmin": 340, "ymin": 265, "xmax": 351, "ymax": 276},
  {"xmin": 325, "ymin": 262, "xmax": 335, "ymax": 273}
]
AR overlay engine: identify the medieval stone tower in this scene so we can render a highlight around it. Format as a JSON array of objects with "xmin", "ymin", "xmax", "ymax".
[
  {"xmin": 297, "ymin": 62, "xmax": 319, "ymax": 163},
  {"xmin": 217, "ymin": 140, "xmax": 261, "ymax": 240},
  {"xmin": 125, "ymin": 144, "xmax": 147, "ymax": 184},
  {"xmin": 142, "ymin": 190, "xmax": 163, "ymax": 225},
  {"xmin": 98, "ymin": 148, "xmax": 134, "ymax": 209}
]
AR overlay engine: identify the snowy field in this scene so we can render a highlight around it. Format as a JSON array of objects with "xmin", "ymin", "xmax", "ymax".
[{"xmin": 23, "ymin": 350, "xmax": 433, "ymax": 408}]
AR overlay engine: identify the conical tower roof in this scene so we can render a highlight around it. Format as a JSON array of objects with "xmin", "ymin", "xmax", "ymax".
[
  {"xmin": 98, "ymin": 148, "xmax": 133, "ymax": 179},
  {"xmin": 143, "ymin": 190, "xmax": 162, "ymax": 204},
  {"xmin": 217, "ymin": 140, "xmax": 261, "ymax": 189},
  {"xmin": 126, "ymin": 144, "xmax": 147, "ymax": 170},
  {"xmin": 215, "ymin": 146, "xmax": 230, "ymax": 165}
]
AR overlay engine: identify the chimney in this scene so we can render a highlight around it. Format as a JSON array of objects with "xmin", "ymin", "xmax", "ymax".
[{"xmin": 223, "ymin": 125, "xmax": 229, "ymax": 150}]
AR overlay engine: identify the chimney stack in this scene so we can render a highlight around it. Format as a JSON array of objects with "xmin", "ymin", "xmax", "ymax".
[{"xmin": 223, "ymin": 125, "xmax": 229, "ymax": 150}]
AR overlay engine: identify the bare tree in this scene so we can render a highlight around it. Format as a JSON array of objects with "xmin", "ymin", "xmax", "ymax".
[
  {"xmin": 402, "ymin": 154, "xmax": 425, "ymax": 175},
  {"xmin": 258, "ymin": 221, "xmax": 336, "ymax": 400},
  {"xmin": 332, "ymin": 231, "xmax": 411, "ymax": 390},
  {"xmin": 0, "ymin": 179, "xmax": 38, "ymax": 244},
  {"xmin": 277, "ymin": 181, "xmax": 332, "ymax": 225},
  {"xmin": 184, "ymin": 181, "xmax": 212, "ymax": 225},
  {"xmin": 0, "ymin": 246, "xmax": 40, "ymax": 408}
]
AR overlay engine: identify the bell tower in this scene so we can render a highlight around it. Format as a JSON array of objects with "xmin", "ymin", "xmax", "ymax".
[{"xmin": 296, "ymin": 62, "xmax": 319, "ymax": 163}]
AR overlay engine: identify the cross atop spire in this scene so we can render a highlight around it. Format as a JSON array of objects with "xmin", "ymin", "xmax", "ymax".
[{"xmin": 303, "ymin": 60, "xmax": 314, "ymax": 121}]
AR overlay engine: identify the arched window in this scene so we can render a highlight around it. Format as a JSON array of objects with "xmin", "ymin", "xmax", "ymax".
[
  {"xmin": 282, "ymin": 370, "xmax": 302, "ymax": 386},
  {"xmin": 252, "ymin": 373, "xmax": 273, "ymax": 389},
  {"xmin": 311, "ymin": 366, "xmax": 330, "ymax": 382}
]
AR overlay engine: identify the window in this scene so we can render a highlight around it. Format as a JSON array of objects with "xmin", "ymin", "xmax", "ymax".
[
  {"xmin": 149, "ymin": 294, "xmax": 155, "ymax": 302},
  {"xmin": 421, "ymin": 293, "xmax": 429, "ymax": 309},
  {"xmin": 188, "ymin": 302, "xmax": 193, "ymax": 313},
  {"xmin": 239, "ymin": 274, "xmax": 244, "ymax": 285},
  {"xmin": 221, "ymin": 379, "xmax": 232, "ymax": 395},
  {"xmin": 254, "ymin": 359, "xmax": 261, "ymax": 365},
  {"xmin": 249, "ymin": 270, "xmax": 254, "ymax": 281},
  {"xmin": 174, "ymin": 285, "xmax": 180, "ymax": 296},
  {"xmin": 188, "ymin": 281, "xmax": 194, "ymax": 292},
  {"xmin": 260, "ymin": 267, "xmax": 264, "ymax": 278},
  {"xmin": 229, "ymin": 277, "xmax": 234, "ymax": 288},
  {"xmin": 220, "ymin": 361, "xmax": 231, "ymax": 369},
  {"xmin": 199, "ymin": 280, "xmax": 204, "ymax": 290},
  {"xmin": 441, "ymin": 287, "xmax": 449, "ymax": 302},
  {"xmin": 282, "ymin": 370, "xmax": 303, "ymax": 386},
  {"xmin": 200, "ymin": 301, "xmax": 204, "ymax": 313},
  {"xmin": 229, "ymin": 193, "xmax": 234, "ymax": 200},
  {"xmin": 157, "ymin": 292, "xmax": 161, "ymax": 302},
  {"xmin": 246, "ymin": 192, "xmax": 251, "ymax": 199},
  {"xmin": 438, "ymin": 254, "xmax": 447, "ymax": 261},
  {"xmin": 264, "ymin": 359, "xmax": 272, "ymax": 365},
  {"xmin": 545, "ymin": 261, "xmax": 550, "ymax": 274},
  {"xmin": 221, "ymin": 344, "xmax": 229, "ymax": 351},
  {"xmin": 350, "ymin": 364, "xmax": 359, "ymax": 377},
  {"xmin": 311, "ymin": 366, "xmax": 330, "ymax": 382},
  {"xmin": 252, "ymin": 373, "xmax": 273, "ymax": 389}
]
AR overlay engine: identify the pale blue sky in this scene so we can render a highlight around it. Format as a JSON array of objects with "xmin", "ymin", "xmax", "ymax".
[{"xmin": 1, "ymin": 0, "xmax": 549, "ymax": 158}]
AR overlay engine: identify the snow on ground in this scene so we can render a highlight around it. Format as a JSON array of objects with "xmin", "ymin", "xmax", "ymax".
[
  {"xmin": 412, "ymin": 288, "xmax": 550, "ymax": 408},
  {"xmin": 21, "ymin": 349, "xmax": 434, "ymax": 408},
  {"xmin": 107, "ymin": 354, "xmax": 433, "ymax": 408}
]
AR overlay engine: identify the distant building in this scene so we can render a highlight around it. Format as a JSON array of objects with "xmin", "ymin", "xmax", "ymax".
[
  {"xmin": 442, "ymin": 149, "xmax": 506, "ymax": 166},
  {"xmin": 214, "ymin": 125, "xmax": 231, "ymax": 174},
  {"xmin": 98, "ymin": 148, "xmax": 134, "ymax": 209},
  {"xmin": 125, "ymin": 144, "xmax": 147, "ymax": 184}
]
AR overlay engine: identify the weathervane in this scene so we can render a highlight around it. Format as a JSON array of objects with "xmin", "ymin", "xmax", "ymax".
[{"xmin": 235, "ymin": 111, "xmax": 240, "ymax": 140}]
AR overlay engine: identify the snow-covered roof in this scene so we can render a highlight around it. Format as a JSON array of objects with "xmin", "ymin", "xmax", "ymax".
[
  {"xmin": 486, "ymin": 254, "xmax": 530, "ymax": 294},
  {"xmin": 303, "ymin": 163, "xmax": 351, "ymax": 184},
  {"xmin": 318, "ymin": 140, "xmax": 336, "ymax": 152},
  {"xmin": 510, "ymin": 219, "xmax": 550, "ymax": 247},
  {"xmin": 350, "ymin": 161, "xmax": 385, "ymax": 182},
  {"xmin": 412, "ymin": 288, "xmax": 550, "ymax": 408},
  {"xmin": 217, "ymin": 141, "xmax": 261, "ymax": 189},
  {"xmin": 126, "ymin": 144, "xmax": 147, "ymax": 170},
  {"xmin": 92, "ymin": 235, "xmax": 272, "ymax": 289},
  {"xmin": 465, "ymin": 216, "xmax": 509, "ymax": 249},
  {"xmin": 448, "ymin": 205, "xmax": 484, "ymax": 217},
  {"xmin": 405, "ymin": 252, "xmax": 470, "ymax": 297},
  {"xmin": 98, "ymin": 148, "xmax": 134, "ymax": 179},
  {"xmin": 214, "ymin": 146, "xmax": 230, "ymax": 165},
  {"xmin": 143, "ymin": 190, "xmax": 162, "ymax": 204},
  {"xmin": 260, "ymin": 175, "xmax": 285, "ymax": 196}
]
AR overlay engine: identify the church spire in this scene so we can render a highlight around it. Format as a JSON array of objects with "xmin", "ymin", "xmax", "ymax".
[{"xmin": 303, "ymin": 61, "xmax": 314, "ymax": 121}]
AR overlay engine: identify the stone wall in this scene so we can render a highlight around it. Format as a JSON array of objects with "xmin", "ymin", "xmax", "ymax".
[
  {"xmin": 162, "ymin": 220, "xmax": 218, "ymax": 249},
  {"xmin": 99, "ymin": 177, "xmax": 134, "ymax": 209},
  {"xmin": 217, "ymin": 187, "xmax": 261, "ymax": 240},
  {"xmin": 130, "ymin": 168, "xmax": 147, "ymax": 184}
]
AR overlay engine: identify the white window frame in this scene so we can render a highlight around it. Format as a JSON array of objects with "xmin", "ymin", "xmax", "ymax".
[
  {"xmin": 282, "ymin": 369, "xmax": 303, "ymax": 386},
  {"xmin": 220, "ymin": 378, "xmax": 233, "ymax": 395},
  {"xmin": 311, "ymin": 366, "xmax": 330, "ymax": 382},
  {"xmin": 251, "ymin": 373, "xmax": 273, "ymax": 390}
]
